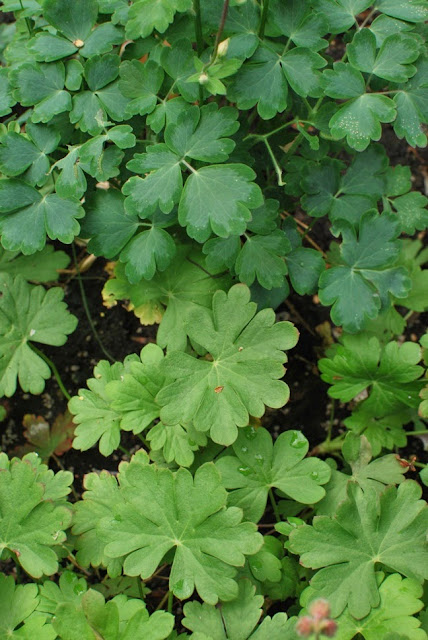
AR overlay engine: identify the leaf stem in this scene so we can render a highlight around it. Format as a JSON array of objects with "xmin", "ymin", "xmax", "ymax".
[
  {"xmin": 71, "ymin": 244, "xmax": 115, "ymax": 363},
  {"xmin": 136, "ymin": 432, "xmax": 149, "ymax": 448},
  {"xmin": 19, "ymin": 0, "xmax": 33, "ymax": 36},
  {"xmin": 156, "ymin": 590, "xmax": 170, "ymax": 611},
  {"xmin": 29, "ymin": 344, "xmax": 71, "ymax": 401},
  {"xmin": 268, "ymin": 488, "xmax": 281, "ymax": 522},
  {"xmin": 310, "ymin": 434, "xmax": 345, "ymax": 456},
  {"xmin": 211, "ymin": 0, "xmax": 230, "ymax": 61},
  {"xmin": 118, "ymin": 444, "xmax": 131, "ymax": 457},
  {"xmin": 408, "ymin": 430, "xmax": 428, "ymax": 436},
  {"xmin": 181, "ymin": 158, "xmax": 198, "ymax": 174},
  {"xmin": 167, "ymin": 589, "xmax": 174, "ymax": 613},
  {"xmin": 258, "ymin": 0, "xmax": 270, "ymax": 38},
  {"xmin": 263, "ymin": 138, "xmax": 285, "ymax": 186}
]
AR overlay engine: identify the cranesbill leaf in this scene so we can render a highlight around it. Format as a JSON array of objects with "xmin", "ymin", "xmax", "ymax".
[
  {"xmin": 318, "ymin": 334, "xmax": 424, "ymax": 417},
  {"xmin": 158, "ymin": 284, "xmax": 298, "ymax": 444},
  {"xmin": 99, "ymin": 461, "xmax": 262, "ymax": 604},
  {"xmin": 183, "ymin": 580, "xmax": 294, "ymax": 639},
  {"xmin": 0, "ymin": 573, "xmax": 55, "ymax": 640},
  {"xmin": 0, "ymin": 453, "xmax": 72, "ymax": 578},
  {"xmin": 216, "ymin": 427, "xmax": 330, "ymax": 522},
  {"xmin": 288, "ymin": 481, "xmax": 428, "ymax": 619},
  {"xmin": 0, "ymin": 274, "xmax": 77, "ymax": 397},
  {"xmin": 102, "ymin": 247, "xmax": 231, "ymax": 351},
  {"xmin": 179, "ymin": 164, "xmax": 263, "ymax": 242},
  {"xmin": 318, "ymin": 211, "xmax": 411, "ymax": 332},
  {"xmin": 0, "ymin": 179, "xmax": 84, "ymax": 254},
  {"xmin": 10, "ymin": 62, "xmax": 71, "ymax": 123},
  {"xmin": 235, "ymin": 231, "xmax": 290, "ymax": 290},
  {"xmin": 126, "ymin": 0, "xmax": 192, "ymax": 39},
  {"xmin": 333, "ymin": 574, "xmax": 426, "ymax": 640}
]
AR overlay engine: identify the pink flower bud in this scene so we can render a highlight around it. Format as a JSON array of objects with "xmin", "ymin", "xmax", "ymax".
[
  {"xmin": 296, "ymin": 616, "xmax": 313, "ymax": 637},
  {"xmin": 321, "ymin": 619, "xmax": 337, "ymax": 637},
  {"xmin": 309, "ymin": 598, "xmax": 331, "ymax": 621}
]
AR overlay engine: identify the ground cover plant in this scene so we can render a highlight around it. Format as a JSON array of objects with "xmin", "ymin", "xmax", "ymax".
[{"xmin": 0, "ymin": 0, "xmax": 428, "ymax": 637}]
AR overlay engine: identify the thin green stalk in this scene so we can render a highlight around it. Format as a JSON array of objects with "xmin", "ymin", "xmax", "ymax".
[
  {"xmin": 136, "ymin": 432, "xmax": 149, "ymax": 448},
  {"xmin": 263, "ymin": 138, "xmax": 285, "ymax": 186},
  {"xmin": 258, "ymin": 0, "xmax": 270, "ymax": 38},
  {"xmin": 311, "ymin": 433, "xmax": 345, "ymax": 456},
  {"xmin": 72, "ymin": 244, "xmax": 115, "ymax": 363},
  {"xmin": 413, "ymin": 461, "xmax": 426, "ymax": 469},
  {"xmin": 29, "ymin": 344, "xmax": 71, "ymax": 401},
  {"xmin": 167, "ymin": 590, "xmax": 174, "ymax": 614},
  {"xmin": 193, "ymin": 0, "xmax": 204, "ymax": 56},
  {"xmin": 118, "ymin": 444, "xmax": 131, "ymax": 457},
  {"xmin": 156, "ymin": 590, "xmax": 170, "ymax": 611},
  {"xmin": 408, "ymin": 430, "xmax": 428, "ymax": 436},
  {"xmin": 19, "ymin": 0, "xmax": 33, "ymax": 36},
  {"xmin": 301, "ymin": 218, "xmax": 318, "ymax": 240},
  {"xmin": 268, "ymin": 488, "xmax": 281, "ymax": 522}
]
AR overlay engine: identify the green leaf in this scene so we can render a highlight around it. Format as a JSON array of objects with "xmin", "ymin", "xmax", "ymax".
[
  {"xmin": 286, "ymin": 247, "xmax": 325, "ymax": 295},
  {"xmin": 102, "ymin": 246, "xmax": 232, "ymax": 352},
  {"xmin": 183, "ymin": 579, "xmax": 294, "ymax": 639},
  {"xmin": 69, "ymin": 356, "xmax": 139, "ymax": 456},
  {"xmin": 0, "ymin": 453, "xmax": 72, "ymax": 578},
  {"xmin": 11, "ymin": 62, "xmax": 71, "ymax": 123},
  {"xmin": 0, "ymin": 68, "xmax": 16, "ymax": 117},
  {"xmin": 235, "ymin": 231, "xmax": 289, "ymax": 290},
  {"xmin": 119, "ymin": 59, "xmax": 164, "ymax": 116},
  {"xmin": 165, "ymin": 103, "xmax": 239, "ymax": 163},
  {"xmin": 312, "ymin": 0, "xmax": 372, "ymax": 33},
  {"xmin": 99, "ymin": 461, "xmax": 262, "ymax": 603},
  {"xmin": 393, "ymin": 57, "xmax": 428, "ymax": 148},
  {"xmin": 333, "ymin": 573, "xmax": 426, "ymax": 640},
  {"xmin": 343, "ymin": 408, "xmax": 409, "ymax": 456},
  {"xmin": 126, "ymin": 0, "xmax": 193, "ymax": 39},
  {"xmin": 318, "ymin": 211, "xmax": 411, "ymax": 332},
  {"xmin": 160, "ymin": 38, "xmax": 200, "ymax": 103},
  {"xmin": 289, "ymin": 480, "xmax": 428, "ymax": 619},
  {"xmin": 0, "ymin": 245, "xmax": 69, "ymax": 282},
  {"xmin": 0, "ymin": 573, "xmax": 55, "ymax": 640},
  {"xmin": 322, "ymin": 61, "xmax": 366, "ymax": 99},
  {"xmin": 0, "ymin": 274, "xmax": 76, "ymax": 397},
  {"xmin": 319, "ymin": 334, "xmax": 424, "ymax": 417},
  {"xmin": 37, "ymin": 570, "xmax": 88, "ymax": 615},
  {"xmin": 267, "ymin": 0, "xmax": 329, "ymax": 50},
  {"xmin": 387, "ymin": 191, "xmax": 428, "ymax": 235},
  {"xmin": 329, "ymin": 94, "xmax": 396, "ymax": 151},
  {"xmin": 44, "ymin": 0, "xmax": 98, "ymax": 43},
  {"xmin": 54, "ymin": 147, "xmax": 87, "ymax": 200},
  {"xmin": 124, "ymin": 145, "xmax": 183, "ymax": 216},
  {"xmin": 348, "ymin": 29, "xmax": 420, "ymax": 83},
  {"xmin": 157, "ymin": 284, "xmax": 298, "ymax": 444},
  {"xmin": 375, "ymin": 0, "xmax": 428, "ymax": 23},
  {"xmin": 0, "ymin": 179, "xmax": 84, "ymax": 254},
  {"xmin": 315, "ymin": 435, "xmax": 407, "ymax": 516},
  {"xmin": 216, "ymin": 427, "xmax": 330, "ymax": 522},
  {"xmin": 179, "ymin": 164, "xmax": 263, "ymax": 242}
]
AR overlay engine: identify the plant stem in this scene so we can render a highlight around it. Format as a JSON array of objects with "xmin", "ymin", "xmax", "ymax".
[
  {"xmin": 258, "ymin": 0, "xmax": 270, "ymax": 38},
  {"xmin": 136, "ymin": 432, "xmax": 149, "ymax": 448},
  {"xmin": 72, "ymin": 244, "xmax": 115, "ymax": 363},
  {"xmin": 19, "ymin": 0, "xmax": 33, "ymax": 36},
  {"xmin": 310, "ymin": 433, "xmax": 345, "ymax": 456},
  {"xmin": 301, "ymin": 218, "xmax": 318, "ymax": 240},
  {"xmin": 167, "ymin": 590, "xmax": 174, "ymax": 613},
  {"xmin": 408, "ymin": 430, "xmax": 428, "ymax": 436},
  {"xmin": 119, "ymin": 444, "xmax": 131, "ymax": 457},
  {"xmin": 156, "ymin": 590, "xmax": 170, "ymax": 611},
  {"xmin": 263, "ymin": 138, "xmax": 285, "ymax": 186},
  {"xmin": 29, "ymin": 344, "xmax": 71, "ymax": 401},
  {"xmin": 180, "ymin": 158, "xmax": 198, "ymax": 174},
  {"xmin": 268, "ymin": 488, "xmax": 281, "ymax": 522},
  {"xmin": 193, "ymin": 0, "xmax": 204, "ymax": 55},
  {"xmin": 212, "ymin": 0, "xmax": 230, "ymax": 61}
]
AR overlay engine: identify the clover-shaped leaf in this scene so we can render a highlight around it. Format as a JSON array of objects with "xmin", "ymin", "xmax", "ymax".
[
  {"xmin": 98, "ymin": 461, "xmax": 262, "ymax": 604},
  {"xmin": 0, "ymin": 573, "xmax": 55, "ymax": 640},
  {"xmin": 289, "ymin": 480, "xmax": 428, "ymax": 619},
  {"xmin": 332, "ymin": 574, "xmax": 426, "ymax": 640},
  {"xmin": 158, "ymin": 284, "xmax": 299, "ymax": 445},
  {"xmin": 0, "ymin": 453, "xmax": 72, "ymax": 578},
  {"xmin": 182, "ymin": 579, "xmax": 295, "ymax": 640},
  {"xmin": 0, "ymin": 245, "xmax": 69, "ymax": 283},
  {"xmin": 102, "ymin": 246, "xmax": 232, "ymax": 352},
  {"xmin": 318, "ymin": 211, "xmax": 411, "ymax": 332},
  {"xmin": 319, "ymin": 334, "xmax": 424, "ymax": 418},
  {"xmin": 0, "ymin": 274, "xmax": 77, "ymax": 397},
  {"xmin": 216, "ymin": 427, "xmax": 330, "ymax": 522},
  {"xmin": 126, "ymin": 0, "xmax": 192, "ymax": 40}
]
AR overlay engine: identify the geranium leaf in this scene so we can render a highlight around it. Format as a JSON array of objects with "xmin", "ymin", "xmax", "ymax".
[
  {"xmin": 216, "ymin": 427, "xmax": 330, "ymax": 522},
  {"xmin": 289, "ymin": 480, "xmax": 428, "ymax": 619},
  {"xmin": 0, "ymin": 245, "xmax": 69, "ymax": 282},
  {"xmin": 99, "ymin": 461, "xmax": 262, "ymax": 603},
  {"xmin": 0, "ymin": 573, "xmax": 55, "ymax": 640},
  {"xmin": 157, "ymin": 284, "xmax": 298, "ymax": 445},
  {"xmin": 235, "ymin": 231, "xmax": 290, "ymax": 290},
  {"xmin": 10, "ymin": 62, "xmax": 71, "ymax": 123}
]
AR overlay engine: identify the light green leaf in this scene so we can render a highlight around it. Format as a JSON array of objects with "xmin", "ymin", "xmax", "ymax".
[
  {"xmin": 99, "ymin": 462, "xmax": 262, "ymax": 603},
  {"xmin": 157, "ymin": 284, "xmax": 298, "ymax": 444},
  {"xmin": 289, "ymin": 481, "xmax": 428, "ymax": 619},
  {"xmin": 216, "ymin": 427, "xmax": 330, "ymax": 522},
  {"xmin": 160, "ymin": 38, "xmax": 200, "ymax": 103},
  {"xmin": 0, "ymin": 453, "xmax": 72, "ymax": 578},
  {"xmin": 0, "ymin": 573, "xmax": 55, "ymax": 640},
  {"xmin": 0, "ymin": 245, "xmax": 69, "ymax": 282},
  {"xmin": 0, "ymin": 274, "xmax": 77, "ymax": 397},
  {"xmin": 126, "ymin": 0, "xmax": 193, "ymax": 39},
  {"xmin": 235, "ymin": 231, "xmax": 289, "ymax": 290}
]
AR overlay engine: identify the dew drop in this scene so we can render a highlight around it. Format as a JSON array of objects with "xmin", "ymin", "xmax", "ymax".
[
  {"xmin": 244, "ymin": 426, "xmax": 257, "ymax": 440},
  {"xmin": 290, "ymin": 431, "xmax": 307, "ymax": 448},
  {"xmin": 310, "ymin": 471, "xmax": 319, "ymax": 480},
  {"xmin": 254, "ymin": 453, "xmax": 264, "ymax": 464},
  {"xmin": 251, "ymin": 559, "xmax": 262, "ymax": 569},
  {"xmin": 74, "ymin": 583, "xmax": 86, "ymax": 595},
  {"xmin": 173, "ymin": 579, "xmax": 184, "ymax": 592},
  {"xmin": 238, "ymin": 466, "xmax": 252, "ymax": 476},
  {"xmin": 241, "ymin": 446, "xmax": 248, "ymax": 453}
]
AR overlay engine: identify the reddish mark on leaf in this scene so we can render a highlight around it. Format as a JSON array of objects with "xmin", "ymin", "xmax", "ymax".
[
  {"xmin": 395, "ymin": 454, "xmax": 417, "ymax": 472},
  {"xmin": 214, "ymin": 386, "xmax": 224, "ymax": 394}
]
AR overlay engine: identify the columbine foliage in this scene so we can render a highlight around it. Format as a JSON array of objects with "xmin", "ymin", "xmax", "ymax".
[{"xmin": 0, "ymin": 0, "xmax": 428, "ymax": 638}]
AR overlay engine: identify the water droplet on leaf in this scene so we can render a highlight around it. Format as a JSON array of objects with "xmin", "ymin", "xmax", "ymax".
[
  {"xmin": 238, "ymin": 466, "xmax": 252, "ymax": 476},
  {"xmin": 290, "ymin": 431, "xmax": 307, "ymax": 448}
]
